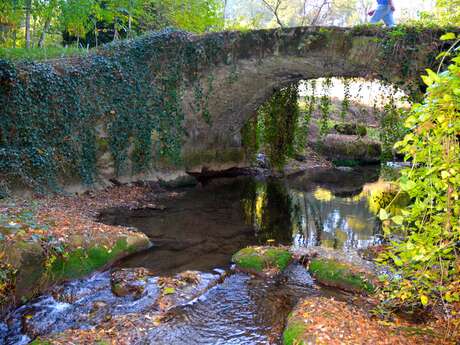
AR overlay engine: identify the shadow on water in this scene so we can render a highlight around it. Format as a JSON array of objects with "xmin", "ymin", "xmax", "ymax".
[{"xmin": 99, "ymin": 165, "xmax": 383, "ymax": 274}]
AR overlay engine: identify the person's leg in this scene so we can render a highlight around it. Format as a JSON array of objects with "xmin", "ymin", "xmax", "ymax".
[
  {"xmin": 370, "ymin": 5, "xmax": 387, "ymax": 24},
  {"xmin": 383, "ymin": 9, "xmax": 396, "ymax": 27}
]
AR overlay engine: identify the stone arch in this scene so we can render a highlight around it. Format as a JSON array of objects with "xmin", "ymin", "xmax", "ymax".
[
  {"xmin": 0, "ymin": 26, "xmax": 455, "ymax": 188},
  {"xmin": 179, "ymin": 26, "xmax": 450, "ymax": 171}
]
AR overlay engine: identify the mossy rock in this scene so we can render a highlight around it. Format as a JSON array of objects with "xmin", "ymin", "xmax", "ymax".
[
  {"xmin": 29, "ymin": 339, "xmax": 52, "ymax": 345},
  {"xmin": 308, "ymin": 258, "xmax": 375, "ymax": 294},
  {"xmin": 368, "ymin": 185, "xmax": 411, "ymax": 216},
  {"xmin": 283, "ymin": 320, "xmax": 312, "ymax": 345},
  {"xmin": 232, "ymin": 246, "xmax": 292, "ymax": 274},
  {"xmin": 334, "ymin": 123, "xmax": 367, "ymax": 136},
  {"xmin": 48, "ymin": 236, "xmax": 147, "ymax": 282},
  {"xmin": 318, "ymin": 134, "xmax": 381, "ymax": 164}
]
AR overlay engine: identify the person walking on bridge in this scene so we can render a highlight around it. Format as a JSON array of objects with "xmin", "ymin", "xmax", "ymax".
[{"xmin": 368, "ymin": 0, "xmax": 396, "ymax": 27}]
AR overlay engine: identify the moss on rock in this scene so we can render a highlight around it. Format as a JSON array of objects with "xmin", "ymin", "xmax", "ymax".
[
  {"xmin": 368, "ymin": 183, "xmax": 411, "ymax": 216},
  {"xmin": 0, "ymin": 232, "xmax": 150, "ymax": 318},
  {"xmin": 334, "ymin": 123, "xmax": 367, "ymax": 136},
  {"xmin": 308, "ymin": 258, "xmax": 375, "ymax": 294},
  {"xmin": 48, "ymin": 236, "xmax": 148, "ymax": 282},
  {"xmin": 232, "ymin": 246, "xmax": 292, "ymax": 273},
  {"xmin": 317, "ymin": 134, "xmax": 382, "ymax": 164},
  {"xmin": 283, "ymin": 320, "xmax": 311, "ymax": 345}
]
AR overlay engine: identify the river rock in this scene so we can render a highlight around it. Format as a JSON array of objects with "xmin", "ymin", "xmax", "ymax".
[
  {"xmin": 232, "ymin": 246, "xmax": 292, "ymax": 276},
  {"xmin": 308, "ymin": 257, "xmax": 375, "ymax": 294},
  {"xmin": 293, "ymin": 247, "xmax": 377, "ymax": 294},
  {"xmin": 156, "ymin": 271, "xmax": 222, "ymax": 311},
  {"xmin": 110, "ymin": 268, "xmax": 154, "ymax": 298},
  {"xmin": 314, "ymin": 134, "xmax": 381, "ymax": 165}
]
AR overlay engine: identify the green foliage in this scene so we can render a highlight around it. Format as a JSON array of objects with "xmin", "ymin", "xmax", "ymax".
[
  {"xmin": 434, "ymin": 0, "xmax": 460, "ymax": 26},
  {"xmin": 318, "ymin": 78, "xmax": 332, "ymax": 139},
  {"xmin": 0, "ymin": 0, "xmax": 224, "ymax": 50},
  {"xmin": 257, "ymin": 83, "xmax": 300, "ymax": 171},
  {"xmin": 159, "ymin": 0, "xmax": 224, "ymax": 33},
  {"xmin": 379, "ymin": 90, "xmax": 407, "ymax": 161},
  {"xmin": 340, "ymin": 78, "xmax": 351, "ymax": 123},
  {"xmin": 0, "ymin": 46, "xmax": 87, "ymax": 61},
  {"xmin": 0, "ymin": 29, "xmax": 227, "ymax": 191},
  {"xmin": 377, "ymin": 24, "xmax": 456, "ymax": 102},
  {"xmin": 294, "ymin": 80, "xmax": 315, "ymax": 153},
  {"xmin": 377, "ymin": 44, "xmax": 460, "ymax": 313},
  {"xmin": 241, "ymin": 116, "xmax": 260, "ymax": 162}
]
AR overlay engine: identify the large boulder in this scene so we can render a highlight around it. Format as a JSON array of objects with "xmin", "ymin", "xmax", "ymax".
[
  {"xmin": 313, "ymin": 134, "xmax": 382, "ymax": 165},
  {"xmin": 334, "ymin": 123, "xmax": 367, "ymax": 136}
]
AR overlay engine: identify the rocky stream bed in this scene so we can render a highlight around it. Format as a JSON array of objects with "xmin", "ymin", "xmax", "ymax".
[{"xmin": 0, "ymin": 167, "xmax": 453, "ymax": 345}]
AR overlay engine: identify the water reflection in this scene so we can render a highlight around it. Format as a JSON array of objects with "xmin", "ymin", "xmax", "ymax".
[
  {"xmin": 241, "ymin": 167, "xmax": 383, "ymax": 251},
  {"xmin": 101, "ymin": 166, "xmax": 384, "ymax": 273}
]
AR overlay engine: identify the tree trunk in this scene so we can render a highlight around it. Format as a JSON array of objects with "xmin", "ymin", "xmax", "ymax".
[
  {"xmin": 38, "ymin": 18, "xmax": 51, "ymax": 48},
  {"xmin": 25, "ymin": 0, "xmax": 32, "ymax": 49},
  {"xmin": 223, "ymin": 0, "xmax": 228, "ymax": 20},
  {"xmin": 128, "ymin": 15, "xmax": 132, "ymax": 38},
  {"xmin": 13, "ymin": 29, "xmax": 17, "ymax": 48}
]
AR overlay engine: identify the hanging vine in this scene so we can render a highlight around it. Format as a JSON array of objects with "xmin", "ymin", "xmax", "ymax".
[
  {"xmin": 256, "ymin": 83, "xmax": 300, "ymax": 171},
  {"xmin": 0, "ymin": 29, "xmax": 229, "ymax": 192},
  {"xmin": 294, "ymin": 79, "xmax": 316, "ymax": 153},
  {"xmin": 340, "ymin": 78, "xmax": 351, "ymax": 123},
  {"xmin": 318, "ymin": 77, "xmax": 332, "ymax": 140},
  {"xmin": 379, "ymin": 86, "xmax": 407, "ymax": 161}
]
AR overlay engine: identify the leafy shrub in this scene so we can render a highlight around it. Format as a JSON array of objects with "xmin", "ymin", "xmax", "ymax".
[{"xmin": 378, "ymin": 35, "xmax": 460, "ymax": 319}]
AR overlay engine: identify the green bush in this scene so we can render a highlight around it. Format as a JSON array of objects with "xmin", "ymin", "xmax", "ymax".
[{"xmin": 378, "ymin": 34, "xmax": 460, "ymax": 314}]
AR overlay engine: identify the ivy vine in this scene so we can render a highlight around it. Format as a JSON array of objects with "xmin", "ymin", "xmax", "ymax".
[{"xmin": 0, "ymin": 29, "xmax": 229, "ymax": 192}]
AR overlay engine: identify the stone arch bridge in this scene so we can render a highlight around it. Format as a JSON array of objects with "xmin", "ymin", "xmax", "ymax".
[{"xmin": 0, "ymin": 26, "xmax": 453, "ymax": 188}]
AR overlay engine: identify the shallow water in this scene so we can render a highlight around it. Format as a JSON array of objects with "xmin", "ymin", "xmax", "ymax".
[{"xmin": 2, "ymin": 166, "xmax": 384, "ymax": 345}]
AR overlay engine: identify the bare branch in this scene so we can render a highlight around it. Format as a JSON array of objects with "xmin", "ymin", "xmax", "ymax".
[
  {"xmin": 261, "ymin": 0, "xmax": 285, "ymax": 28},
  {"xmin": 310, "ymin": 0, "xmax": 331, "ymax": 26},
  {"xmin": 301, "ymin": 0, "xmax": 308, "ymax": 26}
]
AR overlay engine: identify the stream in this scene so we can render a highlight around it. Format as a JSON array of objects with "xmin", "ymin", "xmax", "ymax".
[{"xmin": 1, "ymin": 165, "xmax": 385, "ymax": 345}]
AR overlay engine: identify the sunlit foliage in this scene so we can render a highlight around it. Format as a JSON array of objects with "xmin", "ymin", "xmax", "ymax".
[{"xmin": 378, "ymin": 35, "xmax": 460, "ymax": 320}]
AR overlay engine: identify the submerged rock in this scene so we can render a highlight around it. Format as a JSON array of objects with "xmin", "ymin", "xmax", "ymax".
[
  {"xmin": 232, "ymin": 246, "xmax": 292, "ymax": 275},
  {"xmin": 110, "ymin": 267, "xmax": 154, "ymax": 298}
]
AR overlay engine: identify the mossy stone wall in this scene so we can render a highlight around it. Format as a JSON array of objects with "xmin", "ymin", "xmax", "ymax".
[{"xmin": 0, "ymin": 26, "xmax": 454, "ymax": 191}]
